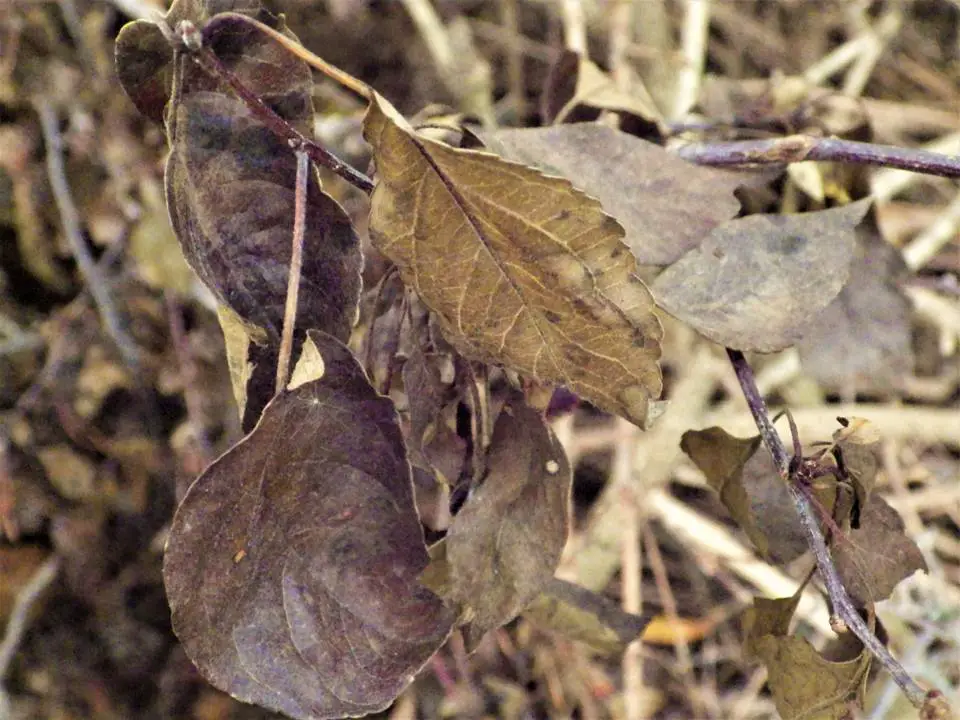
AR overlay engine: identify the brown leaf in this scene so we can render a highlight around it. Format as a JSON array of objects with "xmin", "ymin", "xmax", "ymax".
[
  {"xmin": 744, "ymin": 589, "xmax": 871, "ymax": 720},
  {"xmin": 831, "ymin": 495, "xmax": 927, "ymax": 605},
  {"xmin": 680, "ymin": 428, "xmax": 769, "ymax": 556},
  {"xmin": 165, "ymin": 13, "xmax": 362, "ymax": 342},
  {"xmin": 797, "ymin": 219, "xmax": 914, "ymax": 393},
  {"xmin": 478, "ymin": 123, "xmax": 741, "ymax": 266},
  {"xmin": 653, "ymin": 201, "xmax": 871, "ymax": 352},
  {"xmin": 163, "ymin": 332, "xmax": 455, "ymax": 719},
  {"xmin": 524, "ymin": 578, "xmax": 649, "ymax": 656},
  {"xmin": 540, "ymin": 51, "xmax": 662, "ymax": 127},
  {"xmin": 433, "ymin": 395, "xmax": 571, "ymax": 648},
  {"xmin": 752, "ymin": 635, "xmax": 871, "ymax": 720},
  {"xmin": 364, "ymin": 95, "xmax": 663, "ymax": 427},
  {"xmin": 114, "ymin": 0, "xmax": 262, "ymax": 123}
]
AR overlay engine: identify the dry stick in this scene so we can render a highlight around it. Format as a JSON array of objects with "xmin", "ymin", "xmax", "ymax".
[
  {"xmin": 0, "ymin": 555, "xmax": 60, "ymax": 680},
  {"xmin": 187, "ymin": 39, "xmax": 373, "ymax": 195},
  {"xmin": 675, "ymin": 134, "xmax": 960, "ymax": 179},
  {"xmin": 726, "ymin": 349, "xmax": 936, "ymax": 711},
  {"xmin": 275, "ymin": 149, "xmax": 310, "ymax": 394},
  {"xmin": 35, "ymin": 100, "xmax": 142, "ymax": 373}
]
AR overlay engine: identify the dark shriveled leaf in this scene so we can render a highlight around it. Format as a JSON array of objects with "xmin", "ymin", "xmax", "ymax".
[
  {"xmin": 831, "ymin": 495, "xmax": 927, "ymax": 605},
  {"xmin": 114, "ymin": 0, "xmax": 263, "ymax": 123},
  {"xmin": 478, "ymin": 124, "xmax": 741, "ymax": 266},
  {"xmin": 434, "ymin": 396, "xmax": 571, "ymax": 648},
  {"xmin": 653, "ymin": 201, "xmax": 871, "ymax": 352},
  {"xmin": 164, "ymin": 332, "xmax": 455, "ymax": 719},
  {"xmin": 165, "ymin": 13, "xmax": 362, "ymax": 342},
  {"xmin": 364, "ymin": 95, "xmax": 663, "ymax": 427}
]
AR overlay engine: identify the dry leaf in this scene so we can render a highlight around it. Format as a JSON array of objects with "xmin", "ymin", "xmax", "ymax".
[
  {"xmin": 744, "ymin": 589, "xmax": 871, "ymax": 720},
  {"xmin": 165, "ymin": 11, "xmax": 362, "ymax": 343},
  {"xmin": 164, "ymin": 332, "xmax": 454, "ymax": 719},
  {"xmin": 478, "ymin": 123, "xmax": 742, "ymax": 266},
  {"xmin": 432, "ymin": 396, "xmax": 571, "ymax": 648},
  {"xmin": 653, "ymin": 201, "xmax": 871, "ymax": 352},
  {"xmin": 364, "ymin": 94, "xmax": 663, "ymax": 427},
  {"xmin": 797, "ymin": 220, "xmax": 914, "ymax": 393},
  {"xmin": 831, "ymin": 495, "xmax": 927, "ymax": 605},
  {"xmin": 524, "ymin": 578, "xmax": 649, "ymax": 656}
]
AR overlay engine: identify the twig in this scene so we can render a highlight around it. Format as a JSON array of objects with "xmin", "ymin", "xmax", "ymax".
[
  {"xmin": 871, "ymin": 132, "xmax": 960, "ymax": 202},
  {"xmin": 672, "ymin": 0, "xmax": 711, "ymax": 120},
  {"xmin": 186, "ymin": 33, "xmax": 374, "ymax": 194},
  {"xmin": 35, "ymin": 100, "xmax": 142, "ymax": 372},
  {"xmin": 275, "ymin": 149, "xmax": 309, "ymax": 395},
  {"xmin": 0, "ymin": 555, "xmax": 60, "ymax": 680},
  {"xmin": 615, "ymin": 419, "xmax": 644, "ymax": 720},
  {"xmin": 675, "ymin": 134, "xmax": 960, "ymax": 179},
  {"xmin": 902, "ymin": 192, "xmax": 960, "ymax": 271},
  {"xmin": 560, "ymin": 0, "xmax": 587, "ymax": 54},
  {"xmin": 726, "ymin": 349, "xmax": 936, "ymax": 711}
]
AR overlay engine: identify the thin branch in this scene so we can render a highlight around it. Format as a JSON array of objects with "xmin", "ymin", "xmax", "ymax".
[
  {"xmin": 675, "ymin": 134, "xmax": 960, "ymax": 179},
  {"xmin": 672, "ymin": 0, "xmax": 711, "ymax": 120},
  {"xmin": 0, "ymin": 555, "xmax": 60, "ymax": 680},
  {"xmin": 35, "ymin": 100, "xmax": 142, "ymax": 372},
  {"xmin": 726, "ymin": 349, "xmax": 938, "ymax": 711},
  {"xmin": 188, "ymin": 39, "xmax": 374, "ymax": 194},
  {"xmin": 275, "ymin": 149, "xmax": 309, "ymax": 395}
]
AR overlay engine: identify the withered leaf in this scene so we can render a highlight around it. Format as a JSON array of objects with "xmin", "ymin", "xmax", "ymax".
[
  {"xmin": 743, "ymin": 589, "xmax": 871, "ymax": 720},
  {"xmin": 797, "ymin": 219, "xmax": 914, "ymax": 394},
  {"xmin": 540, "ymin": 50, "xmax": 662, "ymax": 127},
  {"xmin": 364, "ymin": 95, "xmax": 663, "ymax": 427},
  {"xmin": 163, "ymin": 332, "xmax": 455, "ymax": 719},
  {"xmin": 433, "ymin": 395, "xmax": 571, "ymax": 648},
  {"xmin": 165, "ymin": 13, "xmax": 362, "ymax": 342},
  {"xmin": 831, "ymin": 495, "xmax": 927, "ymax": 605},
  {"xmin": 680, "ymin": 428, "xmax": 768, "ymax": 556},
  {"xmin": 524, "ymin": 578, "xmax": 649, "ymax": 656},
  {"xmin": 682, "ymin": 426, "xmax": 839, "ymax": 564},
  {"xmin": 114, "ymin": 0, "xmax": 263, "ymax": 123},
  {"xmin": 653, "ymin": 201, "xmax": 871, "ymax": 352},
  {"xmin": 751, "ymin": 635, "xmax": 870, "ymax": 720},
  {"xmin": 478, "ymin": 124, "xmax": 741, "ymax": 266}
]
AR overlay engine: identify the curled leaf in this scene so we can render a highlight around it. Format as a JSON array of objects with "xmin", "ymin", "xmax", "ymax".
[
  {"xmin": 364, "ymin": 94, "xmax": 663, "ymax": 427},
  {"xmin": 165, "ymin": 13, "xmax": 362, "ymax": 343},
  {"xmin": 164, "ymin": 332, "xmax": 454, "ymax": 719}
]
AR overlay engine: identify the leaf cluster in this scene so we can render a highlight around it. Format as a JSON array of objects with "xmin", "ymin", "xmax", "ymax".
[{"xmin": 113, "ymin": 3, "xmax": 928, "ymax": 719}]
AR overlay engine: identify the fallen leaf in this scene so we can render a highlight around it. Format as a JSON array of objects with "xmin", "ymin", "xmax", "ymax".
[
  {"xmin": 540, "ymin": 51, "xmax": 661, "ymax": 127},
  {"xmin": 164, "ymin": 332, "xmax": 455, "ymax": 719},
  {"xmin": 524, "ymin": 578, "xmax": 649, "ymax": 656},
  {"xmin": 364, "ymin": 94, "xmax": 663, "ymax": 427},
  {"xmin": 433, "ymin": 395, "xmax": 571, "ymax": 648},
  {"xmin": 478, "ymin": 123, "xmax": 741, "ymax": 266},
  {"xmin": 165, "ymin": 12, "xmax": 362, "ymax": 343},
  {"xmin": 653, "ymin": 201, "xmax": 871, "ymax": 352},
  {"xmin": 831, "ymin": 495, "xmax": 927, "ymax": 605}
]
